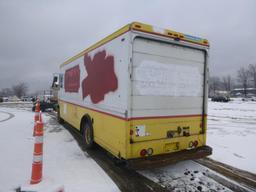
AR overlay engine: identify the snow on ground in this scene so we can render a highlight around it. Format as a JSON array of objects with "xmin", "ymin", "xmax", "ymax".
[
  {"xmin": 0, "ymin": 106, "xmax": 119, "ymax": 192},
  {"xmin": 207, "ymin": 98, "xmax": 256, "ymax": 173}
]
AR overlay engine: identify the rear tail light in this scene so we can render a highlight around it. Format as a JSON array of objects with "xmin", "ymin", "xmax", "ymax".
[
  {"xmin": 193, "ymin": 140, "xmax": 198, "ymax": 147},
  {"xmin": 140, "ymin": 148, "xmax": 154, "ymax": 157},
  {"xmin": 140, "ymin": 149, "xmax": 147, "ymax": 157},
  {"xmin": 189, "ymin": 140, "xmax": 199, "ymax": 148}
]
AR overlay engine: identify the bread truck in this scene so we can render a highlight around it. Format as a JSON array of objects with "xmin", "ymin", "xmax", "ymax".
[{"xmin": 53, "ymin": 22, "xmax": 212, "ymax": 168}]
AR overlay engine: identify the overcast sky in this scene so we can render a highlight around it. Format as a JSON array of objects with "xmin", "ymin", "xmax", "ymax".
[{"xmin": 0, "ymin": 0, "xmax": 255, "ymax": 93}]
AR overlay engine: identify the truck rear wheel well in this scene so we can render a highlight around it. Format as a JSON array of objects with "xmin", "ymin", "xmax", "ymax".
[
  {"xmin": 80, "ymin": 114, "xmax": 95, "ymax": 149},
  {"xmin": 80, "ymin": 114, "xmax": 92, "ymax": 134}
]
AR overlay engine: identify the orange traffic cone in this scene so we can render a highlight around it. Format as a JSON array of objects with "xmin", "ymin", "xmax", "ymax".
[
  {"xmin": 33, "ymin": 101, "xmax": 40, "ymax": 136},
  {"xmin": 34, "ymin": 100, "xmax": 40, "ymax": 121},
  {"xmin": 30, "ymin": 120, "xmax": 44, "ymax": 184}
]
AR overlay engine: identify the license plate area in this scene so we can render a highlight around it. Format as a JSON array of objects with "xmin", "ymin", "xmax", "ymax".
[{"xmin": 164, "ymin": 142, "xmax": 179, "ymax": 152}]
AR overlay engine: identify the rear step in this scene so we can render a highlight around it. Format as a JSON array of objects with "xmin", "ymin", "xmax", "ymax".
[{"xmin": 127, "ymin": 145, "xmax": 212, "ymax": 170}]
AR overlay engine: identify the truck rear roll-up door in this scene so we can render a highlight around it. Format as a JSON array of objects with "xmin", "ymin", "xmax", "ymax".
[{"xmin": 131, "ymin": 37, "xmax": 205, "ymax": 118}]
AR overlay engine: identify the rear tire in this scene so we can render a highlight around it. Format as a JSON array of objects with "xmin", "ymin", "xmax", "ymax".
[{"xmin": 82, "ymin": 120, "xmax": 94, "ymax": 149}]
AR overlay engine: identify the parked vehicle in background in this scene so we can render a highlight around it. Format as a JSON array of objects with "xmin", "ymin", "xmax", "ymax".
[
  {"xmin": 211, "ymin": 96, "xmax": 230, "ymax": 102},
  {"xmin": 32, "ymin": 91, "xmax": 58, "ymax": 112},
  {"xmin": 242, "ymin": 96, "xmax": 256, "ymax": 101},
  {"xmin": 8, "ymin": 96, "xmax": 20, "ymax": 102},
  {"xmin": 21, "ymin": 96, "xmax": 32, "ymax": 102},
  {"xmin": 0, "ymin": 97, "xmax": 3, "ymax": 103},
  {"xmin": 32, "ymin": 100, "xmax": 56, "ymax": 112},
  {"xmin": 2, "ymin": 97, "xmax": 9, "ymax": 102},
  {"xmin": 211, "ymin": 90, "xmax": 230, "ymax": 102}
]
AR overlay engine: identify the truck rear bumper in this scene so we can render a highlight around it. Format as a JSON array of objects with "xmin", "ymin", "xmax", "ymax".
[{"xmin": 127, "ymin": 145, "xmax": 212, "ymax": 170}]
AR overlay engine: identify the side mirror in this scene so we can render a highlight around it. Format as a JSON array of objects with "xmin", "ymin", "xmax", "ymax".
[{"xmin": 52, "ymin": 74, "xmax": 59, "ymax": 88}]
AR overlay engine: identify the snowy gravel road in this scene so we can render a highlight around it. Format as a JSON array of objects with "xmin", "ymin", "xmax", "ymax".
[{"xmin": 140, "ymin": 160, "xmax": 237, "ymax": 192}]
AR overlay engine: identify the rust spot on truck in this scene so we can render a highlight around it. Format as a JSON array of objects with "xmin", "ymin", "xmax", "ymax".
[{"xmin": 82, "ymin": 50, "xmax": 118, "ymax": 104}]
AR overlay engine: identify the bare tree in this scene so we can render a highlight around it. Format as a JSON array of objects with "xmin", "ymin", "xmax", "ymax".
[
  {"xmin": 209, "ymin": 76, "xmax": 220, "ymax": 97},
  {"xmin": 237, "ymin": 67, "xmax": 250, "ymax": 96},
  {"xmin": 249, "ymin": 64, "xmax": 256, "ymax": 89},
  {"xmin": 222, "ymin": 75, "xmax": 232, "ymax": 92},
  {"xmin": 12, "ymin": 82, "xmax": 28, "ymax": 98}
]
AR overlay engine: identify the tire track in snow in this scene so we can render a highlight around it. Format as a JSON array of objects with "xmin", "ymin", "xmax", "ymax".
[{"xmin": 0, "ymin": 111, "xmax": 15, "ymax": 122}]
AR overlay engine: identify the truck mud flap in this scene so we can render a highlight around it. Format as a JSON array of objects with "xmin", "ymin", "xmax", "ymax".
[{"xmin": 127, "ymin": 145, "xmax": 212, "ymax": 170}]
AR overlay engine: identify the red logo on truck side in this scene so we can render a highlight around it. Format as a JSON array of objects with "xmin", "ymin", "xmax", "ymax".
[
  {"xmin": 64, "ymin": 65, "xmax": 80, "ymax": 92},
  {"xmin": 82, "ymin": 50, "xmax": 118, "ymax": 104}
]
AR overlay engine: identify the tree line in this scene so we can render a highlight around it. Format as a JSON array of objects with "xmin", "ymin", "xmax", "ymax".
[
  {"xmin": 0, "ymin": 82, "xmax": 28, "ymax": 98},
  {"xmin": 209, "ymin": 64, "xmax": 256, "ymax": 96}
]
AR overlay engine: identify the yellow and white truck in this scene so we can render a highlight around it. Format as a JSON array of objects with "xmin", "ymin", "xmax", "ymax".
[{"xmin": 54, "ymin": 22, "xmax": 212, "ymax": 168}]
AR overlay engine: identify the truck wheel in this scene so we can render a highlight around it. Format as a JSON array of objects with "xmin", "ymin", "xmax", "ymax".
[
  {"xmin": 82, "ymin": 120, "xmax": 94, "ymax": 149},
  {"xmin": 57, "ymin": 108, "xmax": 64, "ymax": 124}
]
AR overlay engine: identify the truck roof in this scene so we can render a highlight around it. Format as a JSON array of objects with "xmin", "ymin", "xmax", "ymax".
[{"xmin": 60, "ymin": 22, "xmax": 209, "ymax": 68}]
